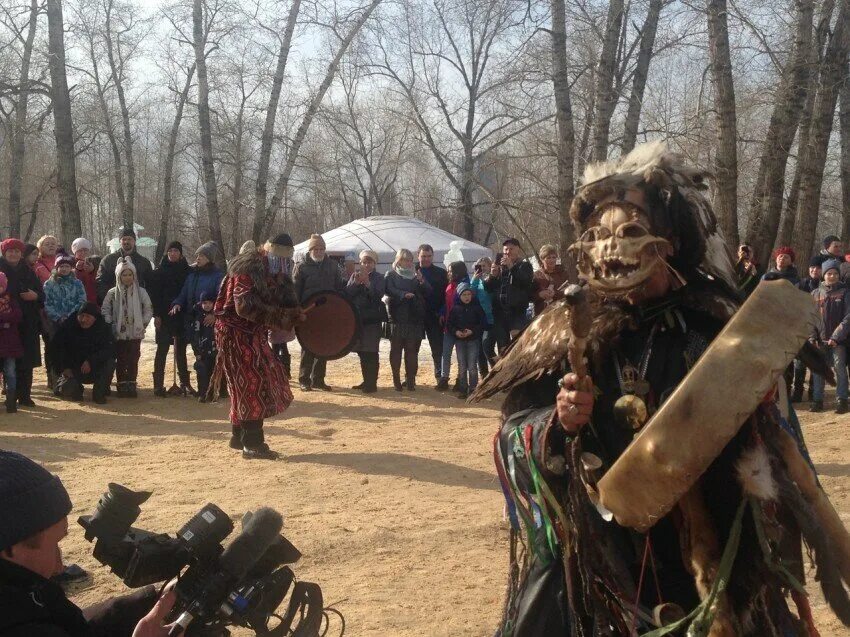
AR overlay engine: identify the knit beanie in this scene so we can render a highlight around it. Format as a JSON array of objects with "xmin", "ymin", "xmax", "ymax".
[
  {"xmin": 0, "ymin": 451, "xmax": 73, "ymax": 550},
  {"xmin": 307, "ymin": 234, "xmax": 326, "ymax": 251},
  {"xmin": 823, "ymin": 234, "xmax": 841, "ymax": 249},
  {"xmin": 809, "ymin": 254, "xmax": 828, "ymax": 268},
  {"xmin": 71, "ymin": 238, "xmax": 92, "ymax": 254},
  {"xmin": 265, "ymin": 233, "xmax": 294, "ymax": 258},
  {"xmin": 195, "ymin": 241, "xmax": 218, "ymax": 261},
  {"xmin": 773, "ymin": 246, "xmax": 795, "ymax": 262},
  {"xmin": 456, "ymin": 282, "xmax": 472, "ymax": 296},
  {"xmin": 79, "ymin": 302, "xmax": 100, "ymax": 318},
  {"xmin": 0, "ymin": 238, "xmax": 25, "ymax": 255},
  {"xmin": 118, "ymin": 227, "xmax": 136, "ymax": 240},
  {"xmin": 822, "ymin": 258, "xmax": 842, "ymax": 276},
  {"xmin": 359, "ymin": 249, "xmax": 378, "ymax": 264},
  {"xmin": 166, "ymin": 241, "xmax": 184, "ymax": 254},
  {"xmin": 55, "ymin": 255, "xmax": 76, "ymax": 269}
]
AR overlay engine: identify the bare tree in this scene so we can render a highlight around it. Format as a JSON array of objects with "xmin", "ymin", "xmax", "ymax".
[
  {"xmin": 253, "ymin": 0, "xmax": 382, "ymax": 242},
  {"xmin": 550, "ymin": 0, "xmax": 576, "ymax": 258},
  {"xmin": 6, "ymin": 0, "xmax": 40, "ymax": 238},
  {"xmin": 706, "ymin": 0, "xmax": 739, "ymax": 246},
  {"xmin": 621, "ymin": 0, "xmax": 662, "ymax": 154},
  {"xmin": 192, "ymin": 0, "xmax": 224, "ymax": 251},
  {"xmin": 790, "ymin": 0, "xmax": 850, "ymax": 259},
  {"xmin": 45, "ymin": 0, "xmax": 83, "ymax": 242},
  {"xmin": 155, "ymin": 62, "xmax": 195, "ymax": 262},
  {"xmin": 841, "ymin": 63, "xmax": 850, "ymax": 244},
  {"xmin": 742, "ymin": 0, "xmax": 813, "ymax": 266},
  {"xmin": 590, "ymin": 0, "xmax": 625, "ymax": 162}
]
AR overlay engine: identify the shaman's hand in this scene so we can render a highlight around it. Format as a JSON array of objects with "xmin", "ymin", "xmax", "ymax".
[{"xmin": 556, "ymin": 372, "xmax": 593, "ymax": 435}]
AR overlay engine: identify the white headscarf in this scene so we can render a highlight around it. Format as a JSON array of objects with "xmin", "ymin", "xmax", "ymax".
[{"xmin": 110, "ymin": 257, "xmax": 145, "ymax": 339}]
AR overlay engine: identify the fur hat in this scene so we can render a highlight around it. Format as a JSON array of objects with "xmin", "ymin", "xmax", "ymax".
[
  {"xmin": 55, "ymin": 255, "xmax": 76, "ymax": 269},
  {"xmin": 195, "ymin": 241, "xmax": 218, "ymax": 261},
  {"xmin": 773, "ymin": 246, "xmax": 795, "ymax": 262},
  {"xmin": 359, "ymin": 249, "xmax": 378, "ymax": 264},
  {"xmin": 307, "ymin": 234, "xmax": 326, "ymax": 251},
  {"xmin": 0, "ymin": 239, "xmax": 25, "ymax": 255},
  {"xmin": 0, "ymin": 451, "xmax": 73, "ymax": 551},
  {"xmin": 71, "ymin": 238, "xmax": 92, "ymax": 254},
  {"xmin": 264, "ymin": 233, "xmax": 294, "ymax": 259},
  {"xmin": 822, "ymin": 258, "xmax": 842, "ymax": 275}
]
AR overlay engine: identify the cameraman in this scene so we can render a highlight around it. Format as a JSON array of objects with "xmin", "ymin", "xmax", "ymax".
[
  {"xmin": 0, "ymin": 451, "xmax": 181, "ymax": 636},
  {"xmin": 486, "ymin": 238, "xmax": 534, "ymax": 355}
]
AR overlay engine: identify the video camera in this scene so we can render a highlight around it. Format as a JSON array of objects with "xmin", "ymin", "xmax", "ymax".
[{"xmin": 79, "ymin": 483, "xmax": 327, "ymax": 636}]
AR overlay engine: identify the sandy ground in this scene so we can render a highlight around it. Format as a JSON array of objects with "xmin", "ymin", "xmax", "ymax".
[{"xmin": 1, "ymin": 335, "xmax": 848, "ymax": 636}]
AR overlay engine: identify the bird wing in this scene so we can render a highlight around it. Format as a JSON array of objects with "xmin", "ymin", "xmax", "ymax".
[{"xmin": 470, "ymin": 299, "xmax": 573, "ymax": 401}]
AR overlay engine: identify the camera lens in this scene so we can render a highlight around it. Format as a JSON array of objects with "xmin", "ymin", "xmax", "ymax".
[
  {"xmin": 83, "ymin": 483, "xmax": 151, "ymax": 540},
  {"xmin": 177, "ymin": 503, "xmax": 234, "ymax": 555}
]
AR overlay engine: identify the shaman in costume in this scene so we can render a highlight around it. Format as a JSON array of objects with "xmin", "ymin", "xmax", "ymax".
[
  {"xmin": 212, "ymin": 237, "xmax": 303, "ymax": 460},
  {"xmin": 473, "ymin": 143, "xmax": 850, "ymax": 635}
]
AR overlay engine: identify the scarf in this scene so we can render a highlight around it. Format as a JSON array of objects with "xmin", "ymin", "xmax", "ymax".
[
  {"xmin": 112, "ymin": 259, "xmax": 145, "ymax": 339},
  {"xmin": 395, "ymin": 265, "xmax": 416, "ymax": 280}
]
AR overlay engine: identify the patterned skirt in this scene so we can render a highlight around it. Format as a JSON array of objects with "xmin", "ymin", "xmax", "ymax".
[{"xmin": 214, "ymin": 321, "xmax": 293, "ymax": 425}]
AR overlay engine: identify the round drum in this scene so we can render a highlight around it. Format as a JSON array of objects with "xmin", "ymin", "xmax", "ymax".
[{"xmin": 295, "ymin": 290, "xmax": 360, "ymax": 360}]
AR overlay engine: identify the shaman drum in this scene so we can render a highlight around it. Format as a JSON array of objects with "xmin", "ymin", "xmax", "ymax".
[{"xmin": 295, "ymin": 290, "xmax": 360, "ymax": 360}]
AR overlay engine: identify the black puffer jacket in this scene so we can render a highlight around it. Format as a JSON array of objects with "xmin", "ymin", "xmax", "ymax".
[
  {"xmin": 149, "ymin": 255, "xmax": 190, "ymax": 343},
  {"xmin": 47, "ymin": 311, "xmax": 115, "ymax": 374},
  {"xmin": 0, "ymin": 558, "xmax": 156, "ymax": 637}
]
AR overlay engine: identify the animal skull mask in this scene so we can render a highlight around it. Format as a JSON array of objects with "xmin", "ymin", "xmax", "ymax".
[{"xmin": 569, "ymin": 201, "xmax": 672, "ymax": 296}]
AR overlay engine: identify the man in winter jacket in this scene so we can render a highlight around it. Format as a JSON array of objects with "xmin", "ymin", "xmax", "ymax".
[
  {"xmin": 95, "ymin": 227, "xmax": 153, "ymax": 304},
  {"xmin": 417, "ymin": 244, "xmax": 449, "ymax": 386},
  {"xmin": 810, "ymin": 259, "xmax": 850, "ymax": 414},
  {"xmin": 292, "ymin": 234, "xmax": 343, "ymax": 391},
  {"xmin": 485, "ymin": 238, "xmax": 534, "ymax": 354},
  {"xmin": 48, "ymin": 304, "xmax": 116, "ymax": 404},
  {"xmin": 150, "ymin": 242, "xmax": 191, "ymax": 396},
  {"xmin": 0, "ymin": 450, "xmax": 175, "ymax": 637}
]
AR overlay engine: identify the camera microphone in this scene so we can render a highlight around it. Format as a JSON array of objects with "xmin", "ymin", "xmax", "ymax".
[{"xmin": 169, "ymin": 508, "xmax": 283, "ymax": 636}]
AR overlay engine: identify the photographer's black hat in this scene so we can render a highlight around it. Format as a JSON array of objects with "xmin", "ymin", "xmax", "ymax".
[{"xmin": 0, "ymin": 451, "xmax": 72, "ymax": 550}]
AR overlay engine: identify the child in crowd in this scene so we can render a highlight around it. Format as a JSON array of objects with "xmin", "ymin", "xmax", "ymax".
[
  {"xmin": 101, "ymin": 258, "xmax": 152, "ymax": 398},
  {"xmin": 0, "ymin": 272, "xmax": 23, "ymax": 412},
  {"xmin": 447, "ymin": 283, "xmax": 485, "ymax": 399},
  {"xmin": 44, "ymin": 255, "xmax": 87, "ymax": 330},
  {"xmin": 190, "ymin": 291, "xmax": 217, "ymax": 402},
  {"xmin": 810, "ymin": 259, "xmax": 850, "ymax": 414},
  {"xmin": 438, "ymin": 261, "xmax": 469, "ymax": 391}
]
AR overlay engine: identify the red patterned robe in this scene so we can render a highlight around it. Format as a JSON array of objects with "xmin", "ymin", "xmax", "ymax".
[{"xmin": 213, "ymin": 251, "xmax": 298, "ymax": 425}]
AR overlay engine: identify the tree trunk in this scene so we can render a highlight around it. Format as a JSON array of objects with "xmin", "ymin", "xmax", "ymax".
[
  {"xmin": 255, "ymin": 0, "xmax": 382, "ymax": 241},
  {"xmin": 743, "ymin": 0, "xmax": 813, "ymax": 267},
  {"xmin": 230, "ymin": 101, "xmax": 246, "ymax": 255},
  {"xmin": 105, "ymin": 0, "xmax": 135, "ymax": 229},
  {"xmin": 45, "ymin": 0, "xmax": 82, "ymax": 243},
  {"xmin": 155, "ymin": 63, "xmax": 195, "ymax": 263},
  {"xmin": 590, "ymin": 0, "xmax": 624, "ymax": 162},
  {"xmin": 193, "ymin": 0, "xmax": 224, "ymax": 253},
  {"xmin": 8, "ymin": 0, "xmax": 39, "ymax": 238},
  {"xmin": 791, "ymin": 0, "xmax": 850, "ymax": 260},
  {"xmin": 253, "ymin": 0, "xmax": 301, "ymax": 234},
  {"xmin": 551, "ymin": 0, "xmax": 577, "ymax": 267},
  {"xmin": 706, "ymin": 0, "xmax": 739, "ymax": 246},
  {"xmin": 840, "ymin": 64, "xmax": 850, "ymax": 243},
  {"xmin": 621, "ymin": 0, "xmax": 662, "ymax": 154}
]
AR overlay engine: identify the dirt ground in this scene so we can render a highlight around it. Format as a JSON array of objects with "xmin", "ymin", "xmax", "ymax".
[{"xmin": 1, "ymin": 337, "xmax": 849, "ymax": 636}]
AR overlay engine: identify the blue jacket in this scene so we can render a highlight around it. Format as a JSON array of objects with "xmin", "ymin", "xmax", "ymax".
[
  {"xmin": 469, "ymin": 277, "xmax": 494, "ymax": 327},
  {"xmin": 43, "ymin": 273, "xmax": 87, "ymax": 323},
  {"xmin": 172, "ymin": 264, "xmax": 224, "ymax": 311}
]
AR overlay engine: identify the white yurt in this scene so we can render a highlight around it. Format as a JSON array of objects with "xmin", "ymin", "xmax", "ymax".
[{"xmin": 292, "ymin": 216, "xmax": 493, "ymax": 273}]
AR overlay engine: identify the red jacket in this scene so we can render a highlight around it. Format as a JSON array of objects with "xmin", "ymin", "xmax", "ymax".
[
  {"xmin": 34, "ymin": 254, "xmax": 56, "ymax": 284},
  {"xmin": 75, "ymin": 259, "xmax": 98, "ymax": 304}
]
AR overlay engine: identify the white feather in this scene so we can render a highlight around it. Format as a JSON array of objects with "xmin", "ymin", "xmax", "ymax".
[{"xmin": 736, "ymin": 445, "xmax": 778, "ymax": 501}]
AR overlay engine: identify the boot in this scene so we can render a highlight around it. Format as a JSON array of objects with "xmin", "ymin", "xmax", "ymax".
[
  {"xmin": 242, "ymin": 426, "xmax": 279, "ymax": 460},
  {"xmin": 127, "ymin": 382, "xmax": 138, "ymax": 398},
  {"xmin": 392, "ymin": 370, "xmax": 403, "ymax": 392},
  {"xmin": 405, "ymin": 377, "xmax": 416, "ymax": 391},
  {"xmin": 436, "ymin": 378, "xmax": 449, "ymax": 391},
  {"xmin": 229, "ymin": 425, "xmax": 242, "ymax": 450},
  {"xmin": 790, "ymin": 388, "xmax": 803, "ymax": 403},
  {"xmin": 6, "ymin": 389, "xmax": 16, "ymax": 413},
  {"xmin": 810, "ymin": 400, "xmax": 823, "ymax": 413},
  {"xmin": 837, "ymin": 400, "xmax": 849, "ymax": 415},
  {"xmin": 115, "ymin": 382, "xmax": 129, "ymax": 398},
  {"xmin": 17, "ymin": 368, "xmax": 35, "ymax": 407},
  {"xmin": 153, "ymin": 373, "xmax": 167, "ymax": 397},
  {"xmin": 363, "ymin": 354, "xmax": 379, "ymax": 393},
  {"xmin": 352, "ymin": 356, "xmax": 366, "ymax": 390},
  {"xmin": 182, "ymin": 383, "xmax": 199, "ymax": 397}
]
